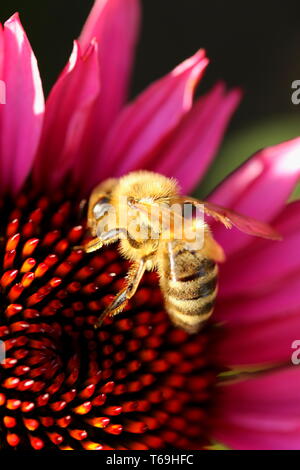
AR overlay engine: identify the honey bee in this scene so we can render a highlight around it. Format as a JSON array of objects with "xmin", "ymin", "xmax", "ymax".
[{"xmin": 82, "ymin": 171, "xmax": 281, "ymax": 333}]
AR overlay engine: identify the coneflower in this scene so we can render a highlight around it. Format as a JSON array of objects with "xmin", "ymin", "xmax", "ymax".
[{"xmin": 0, "ymin": 0, "xmax": 299, "ymax": 451}]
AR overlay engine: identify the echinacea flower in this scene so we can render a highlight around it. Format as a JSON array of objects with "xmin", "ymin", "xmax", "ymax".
[{"xmin": 0, "ymin": 0, "xmax": 299, "ymax": 451}]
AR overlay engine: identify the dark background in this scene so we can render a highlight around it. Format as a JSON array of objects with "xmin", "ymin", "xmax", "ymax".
[
  {"xmin": 0, "ymin": 0, "xmax": 300, "ymax": 193},
  {"xmin": 0, "ymin": 0, "xmax": 300, "ymax": 124}
]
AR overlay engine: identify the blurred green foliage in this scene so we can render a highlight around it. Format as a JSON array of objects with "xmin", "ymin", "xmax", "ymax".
[{"xmin": 194, "ymin": 115, "xmax": 300, "ymax": 199}]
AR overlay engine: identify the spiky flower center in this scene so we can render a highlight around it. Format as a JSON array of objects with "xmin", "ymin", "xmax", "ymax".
[{"xmin": 0, "ymin": 188, "xmax": 217, "ymax": 450}]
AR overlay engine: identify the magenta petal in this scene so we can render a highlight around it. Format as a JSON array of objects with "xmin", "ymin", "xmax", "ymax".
[
  {"xmin": 212, "ymin": 368, "xmax": 300, "ymax": 449},
  {"xmin": 219, "ymin": 201, "xmax": 300, "ymax": 298},
  {"xmin": 209, "ymin": 137, "xmax": 300, "ymax": 256},
  {"xmin": 0, "ymin": 13, "xmax": 44, "ymax": 194},
  {"xmin": 79, "ymin": 0, "xmax": 140, "ymax": 140},
  {"xmin": 91, "ymin": 50, "xmax": 208, "ymax": 187},
  {"xmin": 215, "ymin": 273, "xmax": 300, "ymax": 327},
  {"xmin": 155, "ymin": 83, "xmax": 241, "ymax": 193},
  {"xmin": 217, "ymin": 366, "xmax": 300, "ymax": 411},
  {"xmin": 212, "ymin": 422, "xmax": 300, "ymax": 450},
  {"xmin": 33, "ymin": 41, "xmax": 100, "ymax": 189},
  {"xmin": 214, "ymin": 311, "xmax": 300, "ymax": 367},
  {"xmin": 0, "ymin": 25, "xmax": 3, "ymax": 79},
  {"xmin": 214, "ymin": 202, "xmax": 300, "ymax": 363}
]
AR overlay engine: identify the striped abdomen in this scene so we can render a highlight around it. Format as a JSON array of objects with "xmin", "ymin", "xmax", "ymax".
[{"xmin": 159, "ymin": 242, "xmax": 218, "ymax": 334}]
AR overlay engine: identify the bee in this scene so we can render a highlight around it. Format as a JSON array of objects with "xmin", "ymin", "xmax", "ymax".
[{"xmin": 82, "ymin": 171, "xmax": 281, "ymax": 333}]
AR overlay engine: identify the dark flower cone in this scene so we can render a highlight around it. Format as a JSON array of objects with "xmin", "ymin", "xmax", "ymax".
[{"xmin": 0, "ymin": 188, "xmax": 218, "ymax": 450}]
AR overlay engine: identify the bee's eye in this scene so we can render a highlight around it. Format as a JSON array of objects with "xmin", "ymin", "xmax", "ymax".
[
  {"xmin": 93, "ymin": 203, "xmax": 102, "ymax": 219},
  {"xmin": 93, "ymin": 198, "xmax": 110, "ymax": 220}
]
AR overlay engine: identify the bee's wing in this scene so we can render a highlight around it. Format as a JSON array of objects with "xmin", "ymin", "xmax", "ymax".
[
  {"xmin": 135, "ymin": 200, "xmax": 225, "ymax": 262},
  {"xmin": 174, "ymin": 196, "xmax": 282, "ymax": 241}
]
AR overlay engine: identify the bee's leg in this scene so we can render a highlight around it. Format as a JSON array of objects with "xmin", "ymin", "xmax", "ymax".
[
  {"xmin": 95, "ymin": 259, "xmax": 146, "ymax": 329},
  {"xmin": 77, "ymin": 228, "xmax": 127, "ymax": 254},
  {"xmin": 83, "ymin": 237, "xmax": 103, "ymax": 253},
  {"xmin": 74, "ymin": 236, "xmax": 103, "ymax": 253}
]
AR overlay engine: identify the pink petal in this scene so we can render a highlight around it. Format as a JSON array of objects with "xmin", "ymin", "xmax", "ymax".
[
  {"xmin": 218, "ymin": 367, "xmax": 300, "ymax": 410},
  {"xmin": 212, "ymin": 422, "xmax": 300, "ymax": 450},
  {"xmin": 0, "ymin": 13, "xmax": 44, "ymax": 194},
  {"xmin": 79, "ymin": 0, "xmax": 140, "ymax": 140},
  {"xmin": 212, "ymin": 367, "xmax": 300, "ymax": 449},
  {"xmin": 156, "ymin": 83, "xmax": 242, "ymax": 194},
  {"xmin": 213, "ymin": 201, "xmax": 300, "ymax": 327},
  {"xmin": 215, "ymin": 273, "xmax": 300, "ymax": 326},
  {"xmin": 219, "ymin": 201, "xmax": 300, "ymax": 298},
  {"xmin": 209, "ymin": 137, "xmax": 300, "ymax": 257},
  {"xmin": 0, "ymin": 26, "xmax": 3, "ymax": 79},
  {"xmin": 214, "ymin": 311, "xmax": 300, "ymax": 367},
  {"xmin": 33, "ymin": 41, "xmax": 100, "ymax": 189},
  {"xmin": 90, "ymin": 50, "xmax": 208, "ymax": 188}
]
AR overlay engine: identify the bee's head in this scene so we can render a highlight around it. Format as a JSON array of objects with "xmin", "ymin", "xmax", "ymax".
[
  {"xmin": 88, "ymin": 172, "xmax": 180, "ymax": 239},
  {"xmin": 111, "ymin": 171, "xmax": 180, "ymax": 238},
  {"xmin": 115, "ymin": 171, "xmax": 179, "ymax": 205}
]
